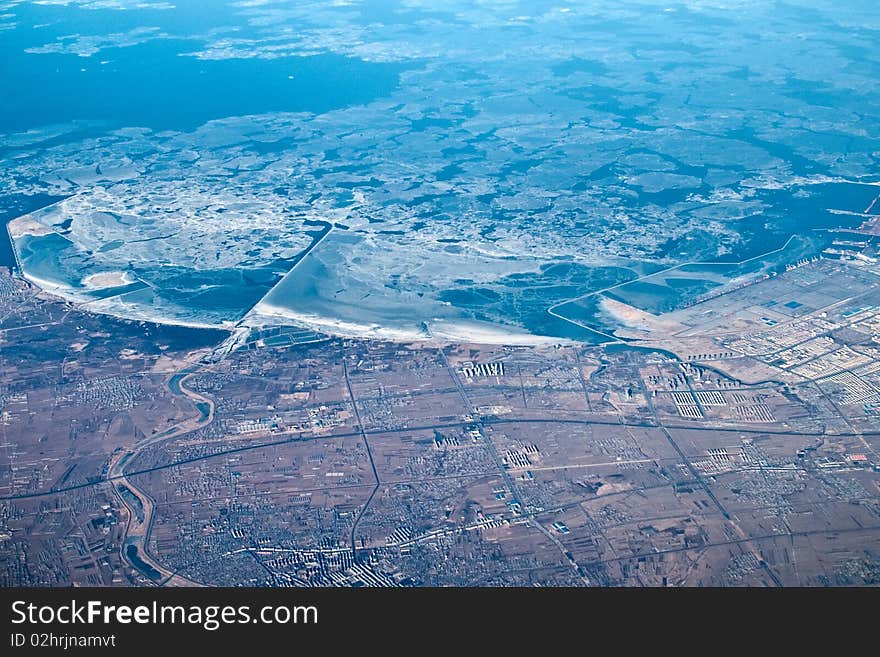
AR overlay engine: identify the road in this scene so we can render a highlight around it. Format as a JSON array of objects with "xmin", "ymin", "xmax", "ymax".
[
  {"xmin": 343, "ymin": 354, "xmax": 381, "ymax": 563},
  {"xmin": 5, "ymin": 414, "xmax": 877, "ymax": 503}
]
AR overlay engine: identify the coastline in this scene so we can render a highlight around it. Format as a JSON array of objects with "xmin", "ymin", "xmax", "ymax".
[
  {"xmin": 18, "ymin": 271, "xmax": 238, "ymax": 332},
  {"xmin": 246, "ymin": 301, "xmax": 573, "ymax": 346},
  {"xmin": 14, "ymin": 270, "xmax": 572, "ymax": 345}
]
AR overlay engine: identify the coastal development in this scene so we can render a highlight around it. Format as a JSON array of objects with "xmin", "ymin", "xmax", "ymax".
[
  {"xmin": 2, "ymin": 237, "xmax": 880, "ymax": 586},
  {"xmin": 1, "ymin": 0, "xmax": 879, "ymax": 588}
]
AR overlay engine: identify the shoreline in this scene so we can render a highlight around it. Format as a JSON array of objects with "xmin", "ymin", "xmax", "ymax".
[
  {"xmin": 18, "ymin": 272, "xmax": 237, "ymax": 332},
  {"xmin": 245, "ymin": 302, "xmax": 573, "ymax": 346},
  {"xmin": 13, "ymin": 271, "xmax": 574, "ymax": 345}
]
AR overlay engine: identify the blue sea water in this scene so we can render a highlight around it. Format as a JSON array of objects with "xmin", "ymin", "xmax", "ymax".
[
  {"xmin": 0, "ymin": 46, "xmax": 403, "ymax": 134},
  {"xmin": 15, "ymin": 232, "xmax": 80, "ymax": 287},
  {"xmin": 0, "ymin": 194, "xmax": 66, "ymax": 269},
  {"xmin": 0, "ymin": 6, "xmax": 405, "ymax": 133},
  {"xmin": 2, "ymin": 1, "xmax": 879, "ymax": 342}
]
